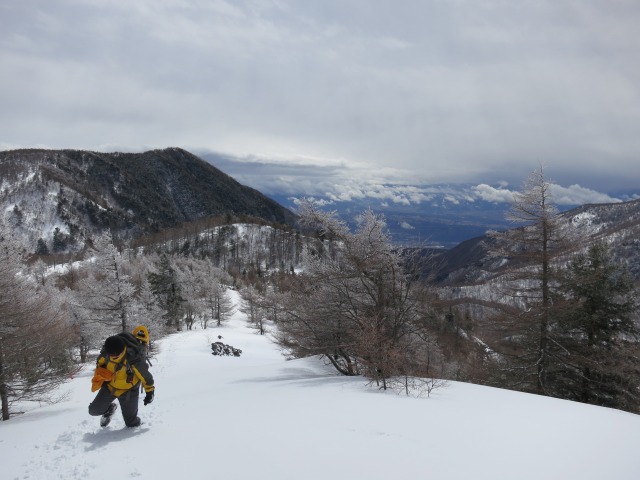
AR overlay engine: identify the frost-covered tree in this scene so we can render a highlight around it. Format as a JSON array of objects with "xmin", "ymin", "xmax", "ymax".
[
  {"xmin": 240, "ymin": 285, "xmax": 266, "ymax": 335},
  {"xmin": 200, "ymin": 264, "xmax": 234, "ymax": 328},
  {"xmin": 30, "ymin": 258, "xmax": 48, "ymax": 286},
  {"xmin": 124, "ymin": 253, "xmax": 165, "ymax": 336},
  {"xmin": 74, "ymin": 231, "xmax": 136, "ymax": 335},
  {"xmin": 487, "ymin": 166, "xmax": 574, "ymax": 394},
  {"xmin": 173, "ymin": 258, "xmax": 198, "ymax": 330},
  {"xmin": 275, "ymin": 201, "xmax": 437, "ymax": 388},
  {"xmin": 143, "ymin": 254, "xmax": 233, "ymax": 331},
  {"xmin": 0, "ymin": 225, "xmax": 76, "ymax": 420}
]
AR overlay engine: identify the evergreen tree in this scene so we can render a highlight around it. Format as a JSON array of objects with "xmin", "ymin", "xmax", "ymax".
[
  {"xmin": 556, "ymin": 242, "xmax": 639, "ymax": 410},
  {"xmin": 35, "ymin": 238, "xmax": 49, "ymax": 255},
  {"xmin": 148, "ymin": 254, "xmax": 185, "ymax": 331},
  {"xmin": 11, "ymin": 205, "xmax": 23, "ymax": 226},
  {"xmin": 52, "ymin": 227, "xmax": 67, "ymax": 252}
]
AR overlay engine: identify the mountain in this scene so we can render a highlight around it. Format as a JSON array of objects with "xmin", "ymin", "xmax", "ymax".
[
  {"xmin": 0, "ymin": 148, "xmax": 296, "ymax": 253},
  {"xmin": 429, "ymin": 198, "xmax": 640, "ymax": 284},
  {"xmin": 2, "ymin": 289, "xmax": 639, "ymax": 480}
]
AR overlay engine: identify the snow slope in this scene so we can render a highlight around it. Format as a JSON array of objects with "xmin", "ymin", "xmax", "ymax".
[{"xmin": 1, "ymin": 291, "xmax": 640, "ymax": 480}]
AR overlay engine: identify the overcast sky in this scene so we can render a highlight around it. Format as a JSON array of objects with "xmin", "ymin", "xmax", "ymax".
[{"xmin": 1, "ymin": 0, "xmax": 639, "ymax": 202}]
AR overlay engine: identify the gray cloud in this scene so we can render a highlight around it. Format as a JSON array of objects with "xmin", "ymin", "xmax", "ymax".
[
  {"xmin": 400, "ymin": 222, "xmax": 415, "ymax": 230},
  {"xmin": 1, "ymin": 1, "xmax": 640, "ymax": 193},
  {"xmin": 473, "ymin": 185, "xmax": 516, "ymax": 204},
  {"xmin": 474, "ymin": 182, "xmax": 623, "ymax": 206},
  {"xmin": 206, "ymin": 152, "xmax": 623, "ymax": 207},
  {"xmin": 549, "ymin": 184, "xmax": 623, "ymax": 206}
]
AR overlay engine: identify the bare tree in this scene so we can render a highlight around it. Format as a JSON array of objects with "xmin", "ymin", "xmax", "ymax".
[
  {"xmin": 240, "ymin": 285, "xmax": 267, "ymax": 335},
  {"xmin": 487, "ymin": 166, "xmax": 575, "ymax": 394},
  {"xmin": 0, "ymin": 226, "xmax": 77, "ymax": 420},
  {"xmin": 173, "ymin": 257, "xmax": 205, "ymax": 330},
  {"xmin": 275, "ymin": 201, "xmax": 440, "ymax": 388},
  {"xmin": 205, "ymin": 279, "xmax": 234, "ymax": 328},
  {"xmin": 192, "ymin": 261, "xmax": 234, "ymax": 329}
]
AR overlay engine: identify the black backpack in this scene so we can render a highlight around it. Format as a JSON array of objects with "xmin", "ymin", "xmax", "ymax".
[{"xmin": 117, "ymin": 332, "xmax": 152, "ymax": 366}]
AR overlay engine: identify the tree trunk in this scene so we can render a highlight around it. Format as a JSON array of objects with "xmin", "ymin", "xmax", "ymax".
[
  {"xmin": 0, "ymin": 340, "xmax": 10, "ymax": 420},
  {"xmin": 326, "ymin": 352, "xmax": 358, "ymax": 376},
  {"xmin": 113, "ymin": 257, "xmax": 128, "ymax": 332}
]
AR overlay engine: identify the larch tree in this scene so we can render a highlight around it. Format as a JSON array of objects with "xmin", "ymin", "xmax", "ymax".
[
  {"xmin": 240, "ymin": 285, "xmax": 266, "ymax": 335},
  {"xmin": 200, "ymin": 264, "xmax": 234, "ymax": 328},
  {"xmin": 275, "ymin": 201, "xmax": 437, "ymax": 389},
  {"xmin": 487, "ymin": 166, "xmax": 575, "ymax": 394}
]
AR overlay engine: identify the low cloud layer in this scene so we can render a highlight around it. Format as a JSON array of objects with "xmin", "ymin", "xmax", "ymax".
[
  {"xmin": 2, "ymin": 1, "xmax": 640, "ymax": 192},
  {"xmin": 473, "ymin": 183, "xmax": 624, "ymax": 206},
  {"xmin": 207, "ymin": 152, "xmax": 630, "ymax": 207}
]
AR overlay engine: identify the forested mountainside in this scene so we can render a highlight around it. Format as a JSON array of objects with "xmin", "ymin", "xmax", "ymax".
[
  {"xmin": 429, "ymin": 197, "xmax": 640, "ymax": 284},
  {"xmin": 0, "ymin": 148, "xmax": 296, "ymax": 254}
]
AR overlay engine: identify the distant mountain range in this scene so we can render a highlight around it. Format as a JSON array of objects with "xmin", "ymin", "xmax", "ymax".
[
  {"xmin": 2, "ymin": 147, "xmax": 639, "ymax": 287},
  {"xmin": 429, "ymin": 198, "xmax": 640, "ymax": 284},
  {"xmin": 196, "ymin": 150, "xmax": 638, "ymax": 249}
]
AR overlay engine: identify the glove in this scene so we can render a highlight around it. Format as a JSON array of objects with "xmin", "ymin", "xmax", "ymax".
[{"xmin": 143, "ymin": 391, "xmax": 154, "ymax": 406}]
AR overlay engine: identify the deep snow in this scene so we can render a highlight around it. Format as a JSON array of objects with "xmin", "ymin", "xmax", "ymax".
[{"xmin": 1, "ymin": 290, "xmax": 640, "ymax": 480}]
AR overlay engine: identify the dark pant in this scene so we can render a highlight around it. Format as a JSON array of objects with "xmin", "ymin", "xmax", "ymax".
[{"xmin": 88, "ymin": 384, "xmax": 140, "ymax": 426}]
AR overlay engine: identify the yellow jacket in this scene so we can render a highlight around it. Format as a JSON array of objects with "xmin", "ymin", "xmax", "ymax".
[{"xmin": 91, "ymin": 346, "xmax": 155, "ymax": 397}]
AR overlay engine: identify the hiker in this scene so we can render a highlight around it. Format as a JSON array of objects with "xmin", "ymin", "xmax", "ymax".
[{"xmin": 88, "ymin": 326, "xmax": 155, "ymax": 428}]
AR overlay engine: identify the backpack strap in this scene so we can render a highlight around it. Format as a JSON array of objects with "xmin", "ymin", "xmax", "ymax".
[{"xmin": 125, "ymin": 361, "xmax": 135, "ymax": 383}]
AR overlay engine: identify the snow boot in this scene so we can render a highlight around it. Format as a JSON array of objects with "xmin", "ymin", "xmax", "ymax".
[
  {"xmin": 100, "ymin": 402, "xmax": 118, "ymax": 427},
  {"xmin": 127, "ymin": 417, "xmax": 141, "ymax": 428}
]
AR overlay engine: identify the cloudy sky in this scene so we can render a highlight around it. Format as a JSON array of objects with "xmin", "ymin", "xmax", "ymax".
[{"xmin": 1, "ymin": 0, "xmax": 639, "ymax": 203}]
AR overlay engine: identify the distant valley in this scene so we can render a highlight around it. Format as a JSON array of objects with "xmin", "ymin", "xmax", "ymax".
[
  {"xmin": 197, "ymin": 150, "xmax": 638, "ymax": 249},
  {"xmin": 269, "ymin": 191, "xmax": 513, "ymax": 248}
]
